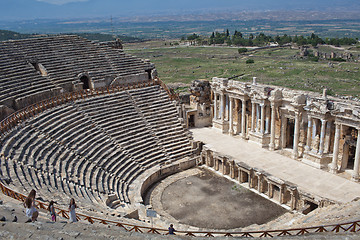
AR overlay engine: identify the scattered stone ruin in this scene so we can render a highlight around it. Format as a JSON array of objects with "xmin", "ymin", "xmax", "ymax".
[
  {"xmin": 313, "ymin": 50, "xmax": 357, "ymax": 61},
  {"xmin": 180, "ymin": 80, "xmax": 212, "ymax": 128},
  {"xmin": 299, "ymin": 46, "xmax": 309, "ymax": 57},
  {"xmin": 299, "ymin": 46, "xmax": 359, "ymax": 61}
]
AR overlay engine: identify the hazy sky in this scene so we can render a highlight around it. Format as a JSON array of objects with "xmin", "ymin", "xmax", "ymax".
[{"xmin": 0, "ymin": 0, "xmax": 358, "ymax": 21}]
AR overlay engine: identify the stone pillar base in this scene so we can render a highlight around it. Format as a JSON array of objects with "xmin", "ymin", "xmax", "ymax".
[
  {"xmin": 329, "ymin": 166, "xmax": 338, "ymax": 174},
  {"xmin": 269, "ymin": 143, "xmax": 275, "ymax": 151},
  {"xmin": 351, "ymin": 175, "xmax": 359, "ymax": 182}
]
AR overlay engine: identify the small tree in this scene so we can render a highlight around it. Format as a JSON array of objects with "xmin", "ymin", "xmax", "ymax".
[
  {"xmin": 238, "ymin": 48, "xmax": 248, "ymax": 54},
  {"xmin": 246, "ymin": 59, "xmax": 255, "ymax": 64}
]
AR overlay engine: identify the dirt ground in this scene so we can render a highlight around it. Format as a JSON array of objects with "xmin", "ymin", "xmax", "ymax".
[{"xmin": 161, "ymin": 168, "xmax": 288, "ymax": 229}]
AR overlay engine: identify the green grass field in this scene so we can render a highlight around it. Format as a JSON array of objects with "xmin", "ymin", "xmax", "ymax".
[{"xmin": 125, "ymin": 42, "xmax": 360, "ymax": 97}]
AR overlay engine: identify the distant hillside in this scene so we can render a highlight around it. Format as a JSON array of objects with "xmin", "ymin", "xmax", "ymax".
[
  {"xmin": 0, "ymin": 30, "xmax": 142, "ymax": 43},
  {"xmin": 0, "ymin": 30, "xmax": 33, "ymax": 41},
  {"xmin": 72, "ymin": 33, "xmax": 141, "ymax": 43}
]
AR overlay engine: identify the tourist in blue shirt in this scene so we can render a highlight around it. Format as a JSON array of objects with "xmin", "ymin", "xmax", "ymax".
[{"xmin": 168, "ymin": 224, "xmax": 175, "ymax": 235}]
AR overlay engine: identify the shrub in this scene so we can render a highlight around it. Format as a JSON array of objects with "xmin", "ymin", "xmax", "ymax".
[
  {"xmin": 246, "ymin": 59, "xmax": 255, "ymax": 64},
  {"xmin": 331, "ymin": 57, "xmax": 346, "ymax": 62},
  {"xmin": 238, "ymin": 48, "xmax": 248, "ymax": 54},
  {"xmin": 309, "ymin": 56, "xmax": 319, "ymax": 62}
]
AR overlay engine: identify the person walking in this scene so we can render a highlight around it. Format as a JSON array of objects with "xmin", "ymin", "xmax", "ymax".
[
  {"xmin": 48, "ymin": 201, "xmax": 56, "ymax": 222},
  {"xmin": 24, "ymin": 189, "xmax": 38, "ymax": 222},
  {"xmin": 68, "ymin": 198, "xmax": 77, "ymax": 223}
]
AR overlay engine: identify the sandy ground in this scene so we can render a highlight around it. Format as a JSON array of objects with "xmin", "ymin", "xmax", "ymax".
[{"xmin": 160, "ymin": 168, "xmax": 287, "ymax": 229}]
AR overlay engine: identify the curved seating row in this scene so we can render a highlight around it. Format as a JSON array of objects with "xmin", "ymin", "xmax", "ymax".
[
  {"xmin": 0, "ymin": 85, "xmax": 193, "ymax": 211},
  {"xmin": 0, "ymin": 35, "xmax": 152, "ymax": 113}
]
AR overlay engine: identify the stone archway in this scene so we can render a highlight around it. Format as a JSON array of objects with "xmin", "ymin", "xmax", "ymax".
[{"xmin": 80, "ymin": 75, "xmax": 90, "ymax": 89}]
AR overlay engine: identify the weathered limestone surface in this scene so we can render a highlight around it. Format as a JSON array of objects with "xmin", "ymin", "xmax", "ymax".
[
  {"xmin": 207, "ymin": 77, "xmax": 360, "ymax": 182},
  {"xmin": 181, "ymin": 80, "xmax": 212, "ymax": 128},
  {"xmin": 0, "ymin": 35, "xmax": 154, "ymax": 120},
  {"xmin": 191, "ymin": 127, "xmax": 360, "ymax": 204},
  {"xmin": 0, "ymin": 85, "xmax": 195, "ymax": 216}
]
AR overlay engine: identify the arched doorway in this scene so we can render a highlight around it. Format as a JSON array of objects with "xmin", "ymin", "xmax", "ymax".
[
  {"xmin": 188, "ymin": 114, "xmax": 195, "ymax": 127},
  {"xmin": 80, "ymin": 75, "xmax": 90, "ymax": 89}
]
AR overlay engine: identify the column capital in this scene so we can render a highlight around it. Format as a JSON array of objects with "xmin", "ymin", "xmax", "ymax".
[
  {"xmin": 270, "ymin": 101, "xmax": 279, "ymax": 108},
  {"xmin": 238, "ymin": 96, "xmax": 249, "ymax": 101},
  {"xmin": 351, "ymin": 129, "xmax": 360, "ymax": 181},
  {"xmin": 333, "ymin": 122, "xmax": 341, "ymax": 127}
]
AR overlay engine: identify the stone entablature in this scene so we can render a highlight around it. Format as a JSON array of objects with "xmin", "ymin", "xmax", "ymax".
[{"xmin": 210, "ymin": 77, "xmax": 360, "ymax": 182}]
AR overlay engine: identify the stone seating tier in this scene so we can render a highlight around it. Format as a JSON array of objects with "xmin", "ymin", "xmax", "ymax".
[
  {"xmin": 0, "ymin": 35, "xmax": 153, "ymax": 114},
  {"xmin": 0, "ymin": 85, "xmax": 194, "ymax": 212}
]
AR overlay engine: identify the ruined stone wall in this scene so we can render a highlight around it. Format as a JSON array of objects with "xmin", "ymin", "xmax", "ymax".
[
  {"xmin": 200, "ymin": 147, "xmax": 336, "ymax": 213},
  {"xmin": 184, "ymin": 80, "xmax": 212, "ymax": 128}
]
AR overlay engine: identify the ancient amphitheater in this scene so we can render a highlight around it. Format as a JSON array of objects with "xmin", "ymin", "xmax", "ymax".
[{"xmin": 0, "ymin": 35, "xmax": 359, "ymax": 239}]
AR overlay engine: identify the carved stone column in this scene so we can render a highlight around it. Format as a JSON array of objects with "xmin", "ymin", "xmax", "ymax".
[
  {"xmin": 226, "ymin": 95, "xmax": 229, "ymax": 121},
  {"xmin": 230, "ymin": 160, "xmax": 235, "ymax": 179},
  {"xmin": 251, "ymin": 102, "xmax": 256, "ymax": 132},
  {"xmin": 229, "ymin": 97, "xmax": 234, "ymax": 135},
  {"xmin": 305, "ymin": 116, "xmax": 312, "ymax": 151},
  {"xmin": 341, "ymin": 136, "xmax": 351, "ymax": 171},
  {"xmin": 257, "ymin": 173, "xmax": 263, "ymax": 193},
  {"xmin": 265, "ymin": 105, "xmax": 270, "ymax": 134},
  {"xmin": 238, "ymin": 169, "xmax": 242, "ymax": 183},
  {"xmin": 318, "ymin": 119, "xmax": 327, "ymax": 155},
  {"xmin": 222, "ymin": 158, "xmax": 226, "ymax": 174},
  {"xmin": 351, "ymin": 129, "xmax": 360, "ymax": 181},
  {"xmin": 215, "ymin": 157, "xmax": 219, "ymax": 171},
  {"xmin": 324, "ymin": 121, "xmax": 332, "ymax": 153},
  {"xmin": 279, "ymin": 185, "xmax": 285, "ymax": 204},
  {"xmin": 221, "ymin": 93, "xmax": 225, "ymax": 121},
  {"xmin": 312, "ymin": 119, "xmax": 317, "ymax": 151},
  {"xmin": 293, "ymin": 111, "xmax": 300, "ymax": 159},
  {"xmin": 281, "ymin": 115, "xmax": 287, "ymax": 149},
  {"xmin": 290, "ymin": 187, "xmax": 297, "ymax": 210},
  {"xmin": 268, "ymin": 183, "xmax": 274, "ymax": 198},
  {"xmin": 330, "ymin": 123, "xmax": 341, "ymax": 174},
  {"xmin": 260, "ymin": 104, "xmax": 265, "ymax": 134},
  {"xmin": 241, "ymin": 99, "xmax": 247, "ymax": 139},
  {"xmin": 235, "ymin": 99, "xmax": 241, "ymax": 134},
  {"xmin": 269, "ymin": 103, "xmax": 277, "ymax": 151},
  {"xmin": 213, "ymin": 92, "xmax": 218, "ymax": 120}
]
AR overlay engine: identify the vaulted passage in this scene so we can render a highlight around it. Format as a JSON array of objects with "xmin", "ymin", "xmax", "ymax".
[{"xmin": 80, "ymin": 75, "xmax": 90, "ymax": 89}]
